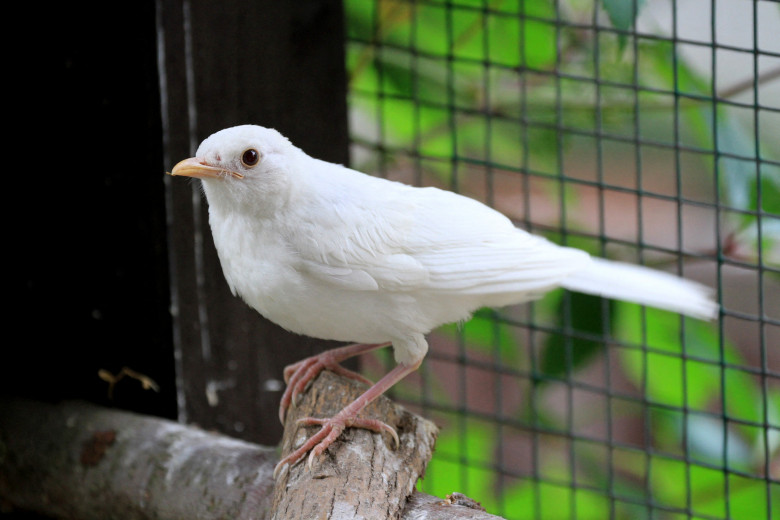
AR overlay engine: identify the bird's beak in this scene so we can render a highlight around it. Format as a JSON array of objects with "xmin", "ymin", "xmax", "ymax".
[{"xmin": 169, "ymin": 157, "xmax": 244, "ymax": 179}]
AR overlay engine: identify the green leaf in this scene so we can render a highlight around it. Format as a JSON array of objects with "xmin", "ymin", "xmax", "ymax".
[
  {"xmin": 627, "ymin": 453, "xmax": 780, "ymax": 518},
  {"xmin": 602, "ymin": 0, "xmax": 646, "ymax": 31},
  {"xmin": 648, "ymin": 456, "xmax": 728, "ymax": 516},
  {"xmin": 614, "ymin": 303, "xmax": 721, "ymax": 411},
  {"xmin": 437, "ymin": 308, "xmax": 520, "ymax": 365},
  {"xmin": 502, "ymin": 480, "xmax": 611, "ymax": 520},
  {"xmin": 419, "ymin": 420, "xmax": 496, "ymax": 505},
  {"xmin": 539, "ymin": 291, "xmax": 609, "ymax": 380},
  {"xmin": 517, "ymin": 0, "xmax": 558, "ymax": 69},
  {"xmin": 726, "ymin": 475, "xmax": 780, "ymax": 519},
  {"xmin": 615, "ymin": 301, "xmax": 770, "ymax": 460}
]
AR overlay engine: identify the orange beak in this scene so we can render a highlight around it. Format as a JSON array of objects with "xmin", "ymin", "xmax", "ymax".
[{"xmin": 169, "ymin": 157, "xmax": 244, "ymax": 179}]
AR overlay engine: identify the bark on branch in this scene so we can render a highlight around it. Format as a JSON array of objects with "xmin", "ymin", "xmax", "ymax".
[
  {"xmin": 0, "ymin": 397, "xmax": 277, "ymax": 519},
  {"xmin": 0, "ymin": 374, "xmax": 505, "ymax": 520},
  {"xmin": 272, "ymin": 370, "xmax": 438, "ymax": 519}
]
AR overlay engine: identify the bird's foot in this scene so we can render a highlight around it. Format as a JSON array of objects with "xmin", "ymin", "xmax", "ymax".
[
  {"xmin": 273, "ymin": 410, "xmax": 399, "ymax": 479},
  {"xmin": 279, "ymin": 342, "xmax": 391, "ymax": 424},
  {"xmin": 274, "ymin": 361, "xmax": 420, "ymax": 479}
]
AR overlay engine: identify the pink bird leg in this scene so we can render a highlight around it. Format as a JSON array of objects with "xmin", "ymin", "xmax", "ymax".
[
  {"xmin": 278, "ymin": 342, "xmax": 391, "ymax": 424},
  {"xmin": 274, "ymin": 344, "xmax": 420, "ymax": 478}
]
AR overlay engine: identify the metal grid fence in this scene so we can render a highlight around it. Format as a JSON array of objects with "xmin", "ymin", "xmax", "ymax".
[{"xmin": 344, "ymin": 0, "xmax": 780, "ymax": 518}]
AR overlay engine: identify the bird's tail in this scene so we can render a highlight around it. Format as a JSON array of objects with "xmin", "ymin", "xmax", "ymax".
[{"xmin": 560, "ymin": 257, "xmax": 718, "ymax": 321}]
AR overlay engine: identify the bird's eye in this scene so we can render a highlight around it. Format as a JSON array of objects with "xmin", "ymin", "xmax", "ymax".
[{"xmin": 241, "ymin": 148, "xmax": 260, "ymax": 167}]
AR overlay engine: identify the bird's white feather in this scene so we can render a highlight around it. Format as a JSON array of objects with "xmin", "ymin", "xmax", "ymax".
[
  {"xmin": 187, "ymin": 125, "xmax": 718, "ymax": 364},
  {"xmin": 287, "ymin": 158, "xmax": 594, "ymax": 298},
  {"xmin": 561, "ymin": 257, "xmax": 717, "ymax": 320}
]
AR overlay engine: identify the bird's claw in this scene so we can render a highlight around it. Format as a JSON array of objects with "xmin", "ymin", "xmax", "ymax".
[
  {"xmin": 272, "ymin": 413, "xmax": 399, "ymax": 479},
  {"xmin": 297, "ymin": 415, "xmax": 399, "ymax": 449}
]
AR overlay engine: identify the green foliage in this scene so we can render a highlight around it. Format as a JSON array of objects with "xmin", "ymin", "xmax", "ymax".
[
  {"xmin": 345, "ymin": 0, "xmax": 561, "ymax": 176},
  {"xmin": 538, "ymin": 291, "xmax": 609, "ymax": 381},
  {"xmin": 438, "ymin": 307, "xmax": 521, "ymax": 364},
  {"xmin": 641, "ymin": 42, "xmax": 780, "ymax": 267},
  {"xmin": 601, "ymin": 0, "xmax": 646, "ymax": 50},
  {"xmin": 536, "ymin": 234, "xmax": 613, "ymax": 381},
  {"xmin": 421, "ymin": 420, "xmax": 497, "ymax": 501},
  {"xmin": 601, "ymin": 0, "xmax": 646, "ymax": 32},
  {"xmin": 614, "ymin": 302, "xmax": 776, "ymax": 465},
  {"xmin": 345, "ymin": 0, "xmax": 777, "ymax": 518}
]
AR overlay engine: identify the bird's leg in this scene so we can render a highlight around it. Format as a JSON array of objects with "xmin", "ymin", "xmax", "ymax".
[
  {"xmin": 274, "ymin": 359, "xmax": 420, "ymax": 478},
  {"xmin": 279, "ymin": 342, "xmax": 392, "ymax": 423}
]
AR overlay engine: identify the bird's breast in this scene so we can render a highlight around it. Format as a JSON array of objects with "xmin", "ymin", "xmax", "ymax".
[{"xmin": 207, "ymin": 212, "xmax": 389, "ymax": 343}]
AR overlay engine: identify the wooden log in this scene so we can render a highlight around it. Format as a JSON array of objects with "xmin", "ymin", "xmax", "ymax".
[
  {"xmin": 0, "ymin": 392, "xmax": 506, "ymax": 520},
  {"xmin": 0, "ymin": 397, "xmax": 276, "ymax": 520},
  {"xmin": 272, "ymin": 370, "xmax": 439, "ymax": 520}
]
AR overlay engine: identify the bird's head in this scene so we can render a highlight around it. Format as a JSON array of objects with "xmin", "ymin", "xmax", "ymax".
[{"xmin": 170, "ymin": 125, "xmax": 302, "ymax": 215}]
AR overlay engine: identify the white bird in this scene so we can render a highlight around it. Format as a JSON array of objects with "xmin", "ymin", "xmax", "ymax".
[{"xmin": 171, "ymin": 124, "xmax": 718, "ymax": 476}]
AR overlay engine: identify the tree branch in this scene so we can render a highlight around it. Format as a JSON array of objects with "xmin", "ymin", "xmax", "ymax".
[
  {"xmin": 0, "ymin": 376, "xmax": 506, "ymax": 519},
  {"xmin": 0, "ymin": 397, "xmax": 276, "ymax": 519}
]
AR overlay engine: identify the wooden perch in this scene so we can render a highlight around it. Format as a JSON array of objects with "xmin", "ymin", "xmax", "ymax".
[
  {"xmin": 272, "ymin": 370, "xmax": 438, "ymax": 519},
  {"xmin": 0, "ymin": 375, "xmax": 506, "ymax": 520},
  {"xmin": 0, "ymin": 396, "xmax": 277, "ymax": 520}
]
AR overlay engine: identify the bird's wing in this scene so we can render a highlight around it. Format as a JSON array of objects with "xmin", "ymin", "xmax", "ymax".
[
  {"xmin": 286, "ymin": 173, "xmax": 430, "ymax": 292},
  {"xmin": 296, "ymin": 253, "xmax": 428, "ymax": 291},
  {"xmin": 404, "ymin": 188, "xmax": 591, "ymax": 296},
  {"xmin": 287, "ymin": 166, "xmax": 590, "ymax": 297}
]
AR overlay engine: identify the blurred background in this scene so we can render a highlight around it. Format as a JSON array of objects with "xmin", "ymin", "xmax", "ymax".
[
  {"xmin": 5, "ymin": 1, "xmax": 779, "ymax": 519},
  {"xmin": 343, "ymin": 1, "xmax": 779, "ymax": 518}
]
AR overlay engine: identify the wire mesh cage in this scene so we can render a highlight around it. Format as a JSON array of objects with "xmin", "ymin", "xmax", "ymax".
[{"xmin": 344, "ymin": 0, "xmax": 780, "ymax": 518}]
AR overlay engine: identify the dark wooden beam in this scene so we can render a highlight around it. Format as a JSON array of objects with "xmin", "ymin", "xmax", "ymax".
[{"xmin": 157, "ymin": 0, "xmax": 350, "ymax": 445}]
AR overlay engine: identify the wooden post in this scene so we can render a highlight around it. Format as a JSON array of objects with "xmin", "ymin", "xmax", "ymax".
[{"xmin": 157, "ymin": 0, "xmax": 350, "ymax": 445}]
